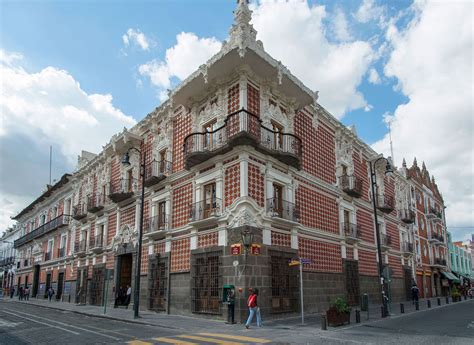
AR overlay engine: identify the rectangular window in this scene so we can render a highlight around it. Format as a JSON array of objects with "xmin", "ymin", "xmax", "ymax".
[
  {"xmin": 343, "ymin": 210, "xmax": 350, "ymax": 225},
  {"xmin": 203, "ymin": 182, "xmax": 217, "ymax": 218},
  {"xmin": 158, "ymin": 201, "xmax": 166, "ymax": 228},
  {"xmin": 204, "ymin": 119, "xmax": 218, "ymax": 150},
  {"xmin": 271, "ymin": 121, "xmax": 283, "ymax": 149},
  {"xmin": 127, "ymin": 170, "xmax": 133, "ymax": 192}
]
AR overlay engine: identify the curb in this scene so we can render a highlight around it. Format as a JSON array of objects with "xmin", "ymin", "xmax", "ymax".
[{"xmin": 7, "ymin": 300, "xmax": 183, "ymax": 330}]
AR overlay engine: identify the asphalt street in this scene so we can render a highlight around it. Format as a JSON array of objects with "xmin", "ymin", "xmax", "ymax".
[{"xmin": 0, "ymin": 299, "xmax": 473, "ymax": 344}]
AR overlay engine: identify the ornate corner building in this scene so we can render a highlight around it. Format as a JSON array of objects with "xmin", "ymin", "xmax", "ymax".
[{"xmin": 11, "ymin": 1, "xmax": 451, "ymax": 322}]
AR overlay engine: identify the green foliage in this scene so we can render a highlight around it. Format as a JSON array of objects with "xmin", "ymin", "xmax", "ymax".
[
  {"xmin": 334, "ymin": 297, "xmax": 351, "ymax": 314},
  {"xmin": 451, "ymin": 286, "xmax": 461, "ymax": 297}
]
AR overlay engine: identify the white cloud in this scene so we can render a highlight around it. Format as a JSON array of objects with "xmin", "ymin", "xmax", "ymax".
[
  {"xmin": 355, "ymin": 0, "xmax": 384, "ymax": 23},
  {"xmin": 368, "ymin": 67, "xmax": 381, "ymax": 84},
  {"xmin": 122, "ymin": 28, "xmax": 153, "ymax": 51},
  {"xmin": 332, "ymin": 8, "xmax": 352, "ymax": 42},
  {"xmin": 251, "ymin": 0, "xmax": 375, "ymax": 118},
  {"xmin": 0, "ymin": 50, "xmax": 23, "ymax": 66},
  {"xmin": 372, "ymin": 1, "xmax": 473, "ymax": 238},
  {"xmin": 139, "ymin": 32, "xmax": 221, "ymax": 91},
  {"xmin": 0, "ymin": 50, "xmax": 136, "ymax": 230}
]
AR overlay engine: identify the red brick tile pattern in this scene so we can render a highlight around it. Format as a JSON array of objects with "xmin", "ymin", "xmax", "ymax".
[
  {"xmin": 247, "ymin": 84, "xmax": 260, "ymax": 116},
  {"xmin": 227, "ymin": 84, "xmax": 240, "ymax": 113},
  {"xmin": 271, "ymin": 231, "xmax": 291, "ymax": 248},
  {"xmin": 198, "ymin": 232, "xmax": 219, "ymax": 248},
  {"xmin": 356, "ymin": 209, "xmax": 375, "ymax": 244},
  {"xmin": 225, "ymin": 163, "xmax": 240, "ymax": 207},
  {"xmin": 171, "ymin": 238, "xmax": 190, "ymax": 273},
  {"xmin": 298, "ymin": 237, "xmax": 342, "ymax": 273},
  {"xmin": 173, "ymin": 112, "xmax": 192, "ymax": 173},
  {"xmin": 248, "ymin": 163, "xmax": 264, "ymax": 207},
  {"xmin": 172, "ymin": 183, "xmax": 193, "ymax": 228},
  {"xmin": 358, "ymin": 250, "xmax": 378, "ymax": 276}
]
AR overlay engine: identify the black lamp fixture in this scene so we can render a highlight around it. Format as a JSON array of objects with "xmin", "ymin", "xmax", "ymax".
[
  {"xmin": 241, "ymin": 229, "xmax": 254, "ymax": 254},
  {"xmin": 122, "ymin": 152, "xmax": 131, "ymax": 166}
]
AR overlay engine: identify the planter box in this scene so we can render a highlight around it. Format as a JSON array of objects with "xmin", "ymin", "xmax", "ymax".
[{"xmin": 326, "ymin": 307, "xmax": 350, "ymax": 327}]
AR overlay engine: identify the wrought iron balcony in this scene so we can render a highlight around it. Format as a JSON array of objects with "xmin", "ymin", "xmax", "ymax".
[
  {"xmin": 75, "ymin": 239, "xmax": 87, "ymax": 257},
  {"xmin": 109, "ymin": 178, "xmax": 137, "ymax": 203},
  {"xmin": 57, "ymin": 247, "xmax": 66, "ymax": 258},
  {"xmin": 266, "ymin": 198, "xmax": 300, "ymax": 223},
  {"xmin": 14, "ymin": 214, "xmax": 71, "ymax": 248},
  {"xmin": 432, "ymin": 258, "xmax": 447, "ymax": 267},
  {"xmin": 183, "ymin": 109, "xmax": 302, "ymax": 170},
  {"xmin": 342, "ymin": 222, "xmax": 361, "ymax": 243},
  {"xmin": 402, "ymin": 242, "xmax": 414, "ymax": 256},
  {"xmin": 381, "ymin": 234, "xmax": 391, "ymax": 250},
  {"xmin": 87, "ymin": 194, "xmax": 105, "ymax": 213},
  {"xmin": 399, "ymin": 208, "xmax": 416, "ymax": 224},
  {"xmin": 91, "ymin": 233, "xmax": 104, "ymax": 253},
  {"xmin": 73, "ymin": 203, "xmax": 87, "ymax": 220},
  {"xmin": 189, "ymin": 198, "xmax": 222, "ymax": 223},
  {"xmin": 144, "ymin": 215, "xmax": 169, "ymax": 239},
  {"xmin": 430, "ymin": 232, "xmax": 445, "ymax": 244},
  {"xmin": 144, "ymin": 160, "xmax": 172, "ymax": 187},
  {"xmin": 376, "ymin": 194, "xmax": 394, "ymax": 214},
  {"xmin": 339, "ymin": 175, "xmax": 363, "ymax": 198},
  {"xmin": 44, "ymin": 251, "xmax": 51, "ymax": 261}
]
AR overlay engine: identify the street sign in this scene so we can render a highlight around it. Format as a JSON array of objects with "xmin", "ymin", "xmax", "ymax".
[
  {"xmin": 231, "ymin": 243, "xmax": 241, "ymax": 255},
  {"xmin": 251, "ymin": 244, "xmax": 261, "ymax": 255},
  {"xmin": 300, "ymin": 258, "xmax": 313, "ymax": 265},
  {"xmin": 289, "ymin": 259, "xmax": 300, "ymax": 267}
]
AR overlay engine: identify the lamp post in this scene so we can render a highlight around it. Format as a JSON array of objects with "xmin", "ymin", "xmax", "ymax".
[
  {"xmin": 369, "ymin": 156, "xmax": 393, "ymax": 318},
  {"xmin": 122, "ymin": 147, "xmax": 146, "ymax": 319},
  {"xmin": 241, "ymin": 229, "xmax": 254, "ymax": 256}
]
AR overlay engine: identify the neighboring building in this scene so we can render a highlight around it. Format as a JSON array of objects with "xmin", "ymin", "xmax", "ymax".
[
  {"xmin": 12, "ymin": 1, "xmax": 449, "ymax": 321},
  {"xmin": 449, "ymin": 236, "xmax": 472, "ymax": 287},
  {"xmin": 1, "ymin": 225, "xmax": 21, "ymax": 295},
  {"xmin": 462, "ymin": 235, "xmax": 474, "ymax": 284}
]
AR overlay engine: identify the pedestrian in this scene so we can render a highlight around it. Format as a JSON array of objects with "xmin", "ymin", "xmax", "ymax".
[
  {"xmin": 18, "ymin": 286, "xmax": 24, "ymax": 301},
  {"xmin": 24, "ymin": 286, "xmax": 29, "ymax": 301},
  {"xmin": 9, "ymin": 286, "xmax": 15, "ymax": 299},
  {"xmin": 124, "ymin": 284, "xmax": 131, "ymax": 309},
  {"xmin": 47, "ymin": 287, "xmax": 55, "ymax": 302},
  {"xmin": 411, "ymin": 283, "xmax": 419, "ymax": 304},
  {"xmin": 226, "ymin": 288, "xmax": 235, "ymax": 324},
  {"xmin": 114, "ymin": 286, "xmax": 124, "ymax": 308},
  {"xmin": 245, "ymin": 288, "xmax": 262, "ymax": 329}
]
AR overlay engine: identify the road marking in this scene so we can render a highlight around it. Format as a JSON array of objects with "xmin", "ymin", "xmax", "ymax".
[
  {"xmin": 2, "ymin": 310, "xmax": 80, "ymax": 335},
  {"xmin": 153, "ymin": 337, "xmax": 198, "ymax": 345},
  {"xmin": 5, "ymin": 308, "xmax": 121, "ymax": 341},
  {"xmin": 127, "ymin": 341, "xmax": 154, "ymax": 345},
  {"xmin": 0, "ymin": 319, "xmax": 22, "ymax": 328},
  {"xmin": 177, "ymin": 335, "xmax": 245, "ymax": 345},
  {"xmin": 198, "ymin": 333, "xmax": 271, "ymax": 343}
]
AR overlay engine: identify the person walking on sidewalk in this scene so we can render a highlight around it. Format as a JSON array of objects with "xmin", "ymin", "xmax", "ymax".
[
  {"xmin": 9, "ymin": 286, "xmax": 15, "ymax": 299},
  {"xmin": 226, "ymin": 288, "xmax": 235, "ymax": 324},
  {"xmin": 245, "ymin": 288, "xmax": 262, "ymax": 329},
  {"xmin": 47, "ymin": 287, "xmax": 55, "ymax": 302},
  {"xmin": 124, "ymin": 284, "xmax": 131, "ymax": 309},
  {"xmin": 18, "ymin": 286, "xmax": 24, "ymax": 301},
  {"xmin": 24, "ymin": 286, "xmax": 29, "ymax": 301},
  {"xmin": 411, "ymin": 283, "xmax": 419, "ymax": 304}
]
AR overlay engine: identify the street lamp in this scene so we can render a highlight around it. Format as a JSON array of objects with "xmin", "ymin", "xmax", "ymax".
[
  {"xmin": 369, "ymin": 155, "xmax": 393, "ymax": 318},
  {"xmin": 241, "ymin": 229, "xmax": 254, "ymax": 255},
  {"xmin": 122, "ymin": 146, "xmax": 146, "ymax": 319}
]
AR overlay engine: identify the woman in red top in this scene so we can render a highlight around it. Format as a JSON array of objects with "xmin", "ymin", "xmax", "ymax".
[{"xmin": 245, "ymin": 288, "xmax": 262, "ymax": 328}]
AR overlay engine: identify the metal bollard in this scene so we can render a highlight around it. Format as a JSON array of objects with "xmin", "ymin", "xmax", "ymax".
[
  {"xmin": 427, "ymin": 300, "xmax": 431, "ymax": 308},
  {"xmin": 446, "ymin": 296, "xmax": 449, "ymax": 304},
  {"xmin": 464, "ymin": 295, "xmax": 467, "ymax": 300},
  {"xmin": 400, "ymin": 303, "xmax": 404, "ymax": 314},
  {"xmin": 437, "ymin": 298, "xmax": 441, "ymax": 306},
  {"xmin": 415, "ymin": 301, "xmax": 419, "ymax": 310},
  {"xmin": 470, "ymin": 294, "xmax": 472, "ymax": 300},
  {"xmin": 356, "ymin": 310, "xmax": 361, "ymax": 323},
  {"xmin": 321, "ymin": 314, "xmax": 327, "ymax": 330}
]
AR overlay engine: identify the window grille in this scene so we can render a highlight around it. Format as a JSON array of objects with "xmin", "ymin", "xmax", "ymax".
[
  {"xmin": 191, "ymin": 251, "xmax": 221, "ymax": 314},
  {"xmin": 270, "ymin": 251, "xmax": 297, "ymax": 313}
]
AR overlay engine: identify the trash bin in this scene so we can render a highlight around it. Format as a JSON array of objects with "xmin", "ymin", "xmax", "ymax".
[{"xmin": 361, "ymin": 293, "xmax": 369, "ymax": 311}]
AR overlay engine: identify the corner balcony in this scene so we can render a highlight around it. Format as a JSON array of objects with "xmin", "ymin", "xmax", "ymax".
[
  {"xmin": 143, "ymin": 215, "xmax": 169, "ymax": 240},
  {"xmin": 75, "ymin": 240, "xmax": 87, "ymax": 257},
  {"xmin": 87, "ymin": 194, "xmax": 105, "ymax": 213},
  {"xmin": 144, "ymin": 160, "xmax": 172, "ymax": 187},
  {"xmin": 380, "ymin": 234, "xmax": 391, "ymax": 251},
  {"xmin": 109, "ymin": 178, "xmax": 137, "ymax": 203},
  {"xmin": 72, "ymin": 203, "xmax": 87, "ymax": 221},
  {"xmin": 266, "ymin": 198, "xmax": 300, "ymax": 225},
  {"xmin": 189, "ymin": 198, "xmax": 222, "ymax": 228},
  {"xmin": 376, "ymin": 194, "xmax": 394, "ymax": 214},
  {"xmin": 342, "ymin": 222, "xmax": 361, "ymax": 244},
  {"xmin": 14, "ymin": 214, "xmax": 71, "ymax": 248},
  {"xmin": 402, "ymin": 242, "xmax": 414, "ymax": 257},
  {"xmin": 339, "ymin": 175, "xmax": 363, "ymax": 198},
  {"xmin": 183, "ymin": 109, "xmax": 302, "ymax": 170},
  {"xmin": 399, "ymin": 208, "xmax": 416, "ymax": 224},
  {"xmin": 90, "ymin": 234, "xmax": 104, "ymax": 254}
]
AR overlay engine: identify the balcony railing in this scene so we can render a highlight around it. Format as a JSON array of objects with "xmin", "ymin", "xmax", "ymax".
[
  {"xmin": 189, "ymin": 198, "xmax": 222, "ymax": 222},
  {"xmin": 14, "ymin": 215, "xmax": 71, "ymax": 248},
  {"xmin": 339, "ymin": 175, "xmax": 363, "ymax": 198},
  {"xmin": 57, "ymin": 247, "xmax": 66, "ymax": 258},
  {"xmin": 87, "ymin": 194, "xmax": 105, "ymax": 213},
  {"xmin": 399, "ymin": 208, "xmax": 416, "ymax": 224},
  {"xmin": 433, "ymin": 258, "xmax": 447, "ymax": 266},
  {"xmin": 402, "ymin": 242, "xmax": 414, "ymax": 254},
  {"xmin": 144, "ymin": 215, "xmax": 169, "ymax": 234},
  {"xmin": 109, "ymin": 178, "xmax": 137, "ymax": 203},
  {"xmin": 430, "ymin": 232, "xmax": 445, "ymax": 244},
  {"xmin": 184, "ymin": 109, "xmax": 302, "ymax": 169},
  {"xmin": 381, "ymin": 234, "xmax": 392, "ymax": 249},
  {"xmin": 342, "ymin": 222, "xmax": 361, "ymax": 241},
  {"xmin": 266, "ymin": 198, "xmax": 300, "ymax": 223},
  {"xmin": 144, "ymin": 160, "xmax": 172, "ymax": 187},
  {"xmin": 44, "ymin": 251, "xmax": 51, "ymax": 261},
  {"xmin": 90, "ymin": 233, "xmax": 104, "ymax": 253},
  {"xmin": 72, "ymin": 203, "xmax": 87, "ymax": 220},
  {"xmin": 75, "ymin": 239, "xmax": 87, "ymax": 254},
  {"xmin": 376, "ymin": 194, "xmax": 394, "ymax": 214}
]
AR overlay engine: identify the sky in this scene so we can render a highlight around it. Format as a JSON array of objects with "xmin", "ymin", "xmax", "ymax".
[{"xmin": 0, "ymin": 0, "xmax": 472, "ymax": 241}]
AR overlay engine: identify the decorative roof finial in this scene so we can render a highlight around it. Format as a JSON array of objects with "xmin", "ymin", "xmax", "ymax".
[
  {"xmin": 413, "ymin": 157, "xmax": 418, "ymax": 167},
  {"xmin": 422, "ymin": 161, "xmax": 426, "ymax": 171},
  {"xmin": 402, "ymin": 158, "xmax": 407, "ymax": 168},
  {"xmin": 226, "ymin": 0, "xmax": 259, "ymax": 57}
]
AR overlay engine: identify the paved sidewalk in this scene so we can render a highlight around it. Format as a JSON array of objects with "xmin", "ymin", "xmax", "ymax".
[{"xmin": 2, "ymin": 294, "xmax": 472, "ymax": 331}]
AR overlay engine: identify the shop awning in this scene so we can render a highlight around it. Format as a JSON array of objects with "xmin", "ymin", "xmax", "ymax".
[{"xmin": 441, "ymin": 271, "xmax": 461, "ymax": 283}]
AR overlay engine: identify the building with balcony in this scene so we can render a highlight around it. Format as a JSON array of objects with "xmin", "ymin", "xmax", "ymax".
[
  {"xmin": 8, "ymin": 1, "xmax": 451, "ymax": 321},
  {"xmin": 1, "ymin": 225, "xmax": 21, "ymax": 295},
  {"xmin": 448, "ymin": 233, "xmax": 472, "ymax": 288}
]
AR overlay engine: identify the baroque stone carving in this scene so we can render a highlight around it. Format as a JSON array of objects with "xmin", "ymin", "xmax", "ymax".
[
  {"xmin": 112, "ymin": 225, "xmax": 137, "ymax": 252},
  {"xmin": 335, "ymin": 129, "xmax": 354, "ymax": 175},
  {"xmin": 229, "ymin": 208, "xmax": 258, "ymax": 228}
]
